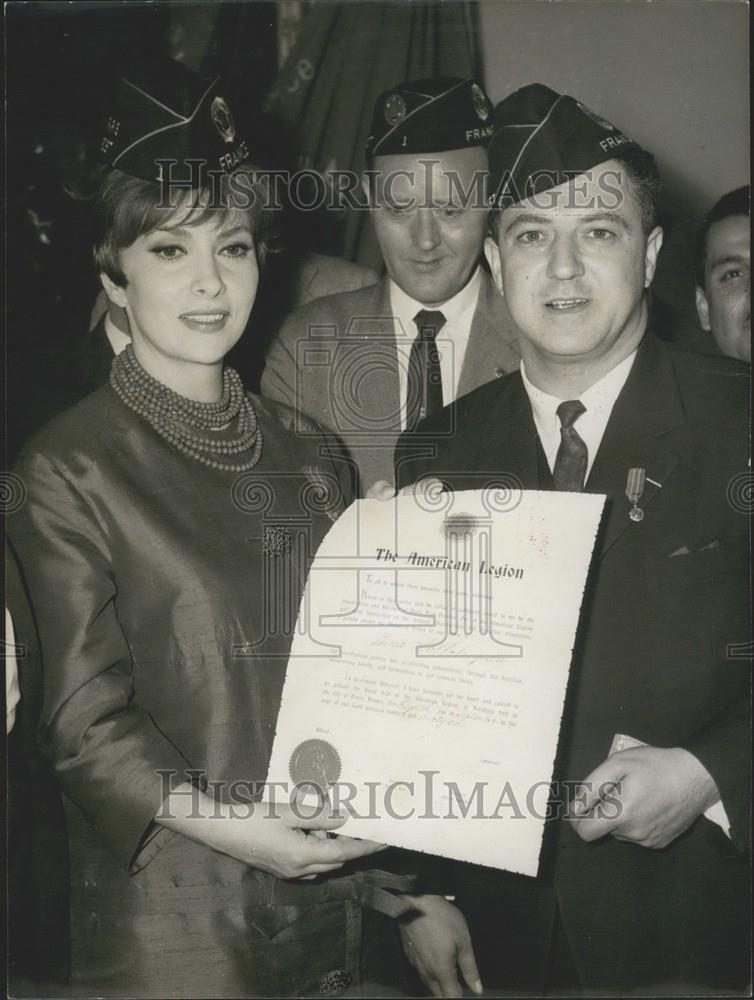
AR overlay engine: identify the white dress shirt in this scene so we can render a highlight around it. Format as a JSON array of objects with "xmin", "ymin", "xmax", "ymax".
[
  {"xmin": 391, "ymin": 267, "xmax": 482, "ymax": 431},
  {"xmin": 520, "ymin": 350, "xmax": 638, "ymax": 481}
]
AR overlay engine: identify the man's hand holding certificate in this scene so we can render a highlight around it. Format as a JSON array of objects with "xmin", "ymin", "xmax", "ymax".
[{"xmin": 265, "ymin": 486, "xmax": 604, "ymax": 876}]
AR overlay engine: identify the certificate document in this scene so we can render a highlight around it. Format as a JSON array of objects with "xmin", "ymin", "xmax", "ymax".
[{"xmin": 265, "ymin": 488, "xmax": 605, "ymax": 876}]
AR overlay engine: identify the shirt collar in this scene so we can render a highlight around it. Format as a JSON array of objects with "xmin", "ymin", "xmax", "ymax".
[
  {"xmin": 389, "ymin": 266, "xmax": 482, "ymax": 338},
  {"xmin": 520, "ymin": 349, "xmax": 639, "ymax": 478},
  {"xmin": 520, "ymin": 348, "xmax": 638, "ymax": 422}
]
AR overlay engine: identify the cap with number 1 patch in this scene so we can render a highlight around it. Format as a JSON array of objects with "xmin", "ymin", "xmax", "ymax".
[{"xmin": 365, "ymin": 77, "xmax": 493, "ymax": 159}]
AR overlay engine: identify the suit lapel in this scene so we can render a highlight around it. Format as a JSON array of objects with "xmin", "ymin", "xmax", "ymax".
[
  {"xmin": 586, "ymin": 336, "xmax": 685, "ymax": 558},
  {"xmin": 458, "ymin": 272, "xmax": 521, "ymax": 397},
  {"xmin": 298, "ymin": 256, "xmax": 320, "ymax": 300},
  {"xmin": 338, "ymin": 278, "xmax": 401, "ymax": 432},
  {"xmin": 476, "ymin": 373, "xmax": 542, "ymax": 490}
]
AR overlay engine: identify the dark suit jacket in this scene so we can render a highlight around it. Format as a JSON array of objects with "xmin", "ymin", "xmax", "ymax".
[
  {"xmin": 261, "ymin": 272, "xmax": 521, "ymax": 492},
  {"xmin": 396, "ymin": 334, "xmax": 751, "ymax": 993}
]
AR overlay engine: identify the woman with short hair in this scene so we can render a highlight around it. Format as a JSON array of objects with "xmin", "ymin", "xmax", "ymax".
[{"xmin": 8, "ymin": 59, "xmax": 408, "ymax": 998}]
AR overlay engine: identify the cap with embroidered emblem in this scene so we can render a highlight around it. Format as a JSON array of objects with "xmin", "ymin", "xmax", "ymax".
[
  {"xmin": 99, "ymin": 57, "xmax": 251, "ymax": 184},
  {"xmin": 365, "ymin": 77, "xmax": 493, "ymax": 159},
  {"xmin": 488, "ymin": 83, "xmax": 644, "ymax": 208}
]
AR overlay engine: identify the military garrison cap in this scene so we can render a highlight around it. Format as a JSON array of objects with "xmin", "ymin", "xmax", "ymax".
[
  {"xmin": 365, "ymin": 77, "xmax": 493, "ymax": 159},
  {"xmin": 488, "ymin": 83, "xmax": 643, "ymax": 208},
  {"xmin": 99, "ymin": 57, "xmax": 251, "ymax": 184}
]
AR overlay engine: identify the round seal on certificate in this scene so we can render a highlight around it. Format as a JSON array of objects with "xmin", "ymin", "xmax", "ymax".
[{"xmin": 289, "ymin": 739, "xmax": 342, "ymax": 791}]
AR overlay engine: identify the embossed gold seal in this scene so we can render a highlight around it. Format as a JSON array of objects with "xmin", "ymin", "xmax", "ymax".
[{"xmin": 289, "ymin": 738, "xmax": 342, "ymax": 790}]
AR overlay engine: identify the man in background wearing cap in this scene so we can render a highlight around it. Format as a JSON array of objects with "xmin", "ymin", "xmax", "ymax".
[
  {"xmin": 695, "ymin": 185, "xmax": 750, "ymax": 363},
  {"xmin": 261, "ymin": 77, "xmax": 519, "ymax": 493},
  {"xmin": 397, "ymin": 84, "xmax": 750, "ymax": 994}
]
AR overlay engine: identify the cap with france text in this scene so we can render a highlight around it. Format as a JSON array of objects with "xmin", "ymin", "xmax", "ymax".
[
  {"xmin": 488, "ymin": 83, "xmax": 644, "ymax": 208},
  {"xmin": 100, "ymin": 58, "xmax": 251, "ymax": 184},
  {"xmin": 365, "ymin": 77, "xmax": 493, "ymax": 159}
]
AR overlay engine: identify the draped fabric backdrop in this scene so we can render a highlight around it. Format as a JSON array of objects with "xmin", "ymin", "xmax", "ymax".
[{"xmin": 264, "ymin": 0, "xmax": 482, "ymax": 270}]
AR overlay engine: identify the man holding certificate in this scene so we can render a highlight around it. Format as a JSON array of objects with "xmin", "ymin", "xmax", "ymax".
[{"xmin": 396, "ymin": 85, "xmax": 751, "ymax": 994}]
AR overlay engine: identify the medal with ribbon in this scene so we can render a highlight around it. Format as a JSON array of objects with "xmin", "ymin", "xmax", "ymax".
[{"xmin": 625, "ymin": 467, "xmax": 646, "ymax": 522}]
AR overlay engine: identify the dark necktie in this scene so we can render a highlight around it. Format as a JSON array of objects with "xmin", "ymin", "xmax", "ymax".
[
  {"xmin": 406, "ymin": 309, "xmax": 446, "ymax": 430},
  {"xmin": 553, "ymin": 399, "xmax": 588, "ymax": 491}
]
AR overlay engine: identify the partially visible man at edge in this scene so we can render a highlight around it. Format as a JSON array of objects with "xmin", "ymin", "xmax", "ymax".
[
  {"xmin": 695, "ymin": 184, "xmax": 750, "ymax": 363},
  {"xmin": 261, "ymin": 77, "xmax": 520, "ymax": 493},
  {"xmin": 395, "ymin": 84, "xmax": 750, "ymax": 995}
]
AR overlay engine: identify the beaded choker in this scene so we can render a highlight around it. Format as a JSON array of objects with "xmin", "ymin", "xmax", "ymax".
[{"xmin": 110, "ymin": 345, "xmax": 263, "ymax": 472}]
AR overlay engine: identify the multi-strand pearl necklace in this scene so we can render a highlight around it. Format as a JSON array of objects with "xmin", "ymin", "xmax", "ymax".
[{"xmin": 110, "ymin": 345, "xmax": 263, "ymax": 472}]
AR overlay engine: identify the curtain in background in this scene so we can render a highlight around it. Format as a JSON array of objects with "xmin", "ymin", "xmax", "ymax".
[
  {"xmin": 264, "ymin": 0, "xmax": 482, "ymax": 270},
  {"xmin": 276, "ymin": 1, "xmax": 313, "ymax": 67}
]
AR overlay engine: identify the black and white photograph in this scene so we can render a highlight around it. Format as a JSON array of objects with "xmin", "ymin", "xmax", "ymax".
[{"xmin": 4, "ymin": 1, "xmax": 751, "ymax": 997}]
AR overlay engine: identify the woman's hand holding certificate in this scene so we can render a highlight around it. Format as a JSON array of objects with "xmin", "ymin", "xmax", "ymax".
[{"xmin": 158, "ymin": 784, "xmax": 385, "ymax": 879}]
